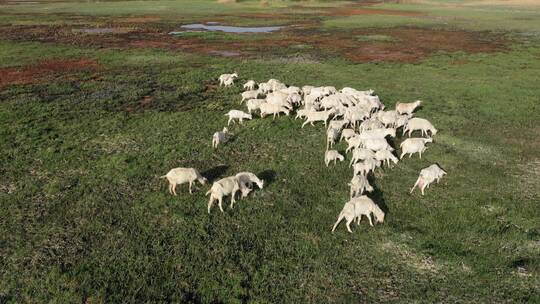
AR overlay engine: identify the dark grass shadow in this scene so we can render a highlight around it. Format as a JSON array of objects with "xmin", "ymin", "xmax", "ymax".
[
  {"xmin": 368, "ymin": 174, "xmax": 389, "ymax": 215},
  {"xmin": 258, "ymin": 170, "xmax": 276, "ymax": 187},
  {"xmin": 202, "ymin": 165, "xmax": 229, "ymax": 182}
]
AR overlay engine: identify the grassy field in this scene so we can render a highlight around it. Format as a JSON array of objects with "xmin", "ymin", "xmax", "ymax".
[{"xmin": 0, "ymin": 0, "xmax": 539, "ymax": 302}]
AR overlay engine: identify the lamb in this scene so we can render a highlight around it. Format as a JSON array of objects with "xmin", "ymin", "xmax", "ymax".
[
  {"xmin": 399, "ymin": 138, "xmax": 433, "ymax": 159},
  {"xmin": 206, "ymin": 176, "xmax": 240, "ymax": 213},
  {"xmin": 349, "ymin": 148, "xmax": 376, "ymax": 167},
  {"xmin": 331, "ymin": 196, "xmax": 384, "ymax": 233},
  {"xmin": 353, "ymin": 158, "xmax": 380, "ymax": 176},
  {"xmin": 212, "ymin": 127, "xmax": 229, "ymax": 148},
  {"xmin": 410, "ymin": 164, "xmax": 447, "ymax": 195},
  {"xmin": 243, "ymin": 80, "xmax": 256, "ymax": 91},
  {"xmin": 235, "ymin": 172, "xmax": 264, "ymax": 198},
  {"xmin": 326, "ymin": 127, "xmax": 340, "ymax": 149},
  {"xmin": 325, "ymin": 150, "xmax": 344, "ymax": 166},
  {"xmin": 403, "ymin": 117, "xmax": 438, "ymax": 137},
  {"xmin": 160, "ymin": 167, "xmax": 207, "ymax": 195},
  {"xmin": 225, "ymin": 110, "xmax": 252, "ymax": 125},
  {"xmin": 349, "ymin": 175, "xmax": 374, "ymax": 198},
  {"xmin": 301, "ymin": 109, "xmax": 336, "ymax": 128},
  {"xmin": 219, "ymin": 72, "xmax": 238, "ymax": 86},
  {"xmin": 340, "ymin": 128, "xmax": 356, "ymax": 141},
  {"xmin": 375, "ymin": 149, "xmax": 399, "ymax": 167},
  {"xmin": 246, "ymin": 99, "xmax": 266, "ymax": 114},
  {"xmin": 240, "ymin": 90, "xmax": 259, "ymax": 103},
  {"xmin": 396, "ymin": 100, "xmax": 422, "ymax": 115},
  {"xmin": 260, "ymin": 103, "xmax": 290, "ymax": 119}
]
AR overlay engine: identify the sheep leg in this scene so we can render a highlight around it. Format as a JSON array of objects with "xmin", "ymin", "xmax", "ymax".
[
  {"xmin": 419, "ymin": 151, "xmax": 422, "ymax": 159},
  {"xmin": 301, "ymin": 120, "xmax": 309, "ymax": 128},
  {"xmin": 168, "ymin": 183, "xmax": 173, "ymax": 195},
  {"xmin": 356, "ymin": 214, "xmax": 361, "ymax": 225},
  {"xmin": 331, "ymin": 213, "xmax": 345, "ymax": 232},
  {"xmin": 239, "ymin": 118, "xmax": 243, "ymax": 124},
  {"xmin": 172, "ymin": 183, "xmax": 177, "ymax": 196},
  {"xmin": 367, "ymin": 215, "xmax": 374, "ymax": 227},
  {"xmin": 207, "ymin": 197, "xmax": 214, "ymax": 214},
  {"xmin": 218, "ymin": 197, "xmax": 224, "ymax": 212},
  {"xmin": 228, "ymin": 118, "xmax": 232, "ymax": 126},
  {"xmin": 421, "ymin": 184, "xmax": 426, "ymax": 196},
  {"xmin": 189, "ymin": 181, "xmax": 193, "ymax": 194},
  {"xmin": 345, "ymin": 217, "xmax": 353, "ymax": 233},
  {"xmin": 410, "ymin": 177, "xmax": 420, "ymax": 193}
]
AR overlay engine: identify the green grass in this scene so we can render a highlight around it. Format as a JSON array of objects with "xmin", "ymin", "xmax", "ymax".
[{"xmin": 0, "ymin": 0, "xmax": 539, "ymax": 303}]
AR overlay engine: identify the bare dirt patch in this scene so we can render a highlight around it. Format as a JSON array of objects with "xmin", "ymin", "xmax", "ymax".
[
  {"xmin": 328, "ymin": 8, "xmax": 425, "ymax": 17},
  {"xmin": 0, "ymin": 58, "xmax": 99, "ymax": 89}
]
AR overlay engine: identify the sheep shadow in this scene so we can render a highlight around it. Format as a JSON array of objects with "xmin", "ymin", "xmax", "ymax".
[
  {"xmin": 202, "ymin": 165, "xmax": 229, "ymax": 182},
  {"xmin": 258, "ymin": 170, "xmax": 277, "ymax": 187},
  {"xmin": 367, "ymin": 174, "xmax": 389, "ymax": 215}
]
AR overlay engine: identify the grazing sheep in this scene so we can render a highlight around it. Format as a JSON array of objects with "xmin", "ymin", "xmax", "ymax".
[
  {"xmin": 375, "ymin": 149, "xmax": 399, "ymax": 167},
  {"xmin": 340, "ymin": 128, "xmax": 356, "ymax": 141},
  {"xmin": 212, "ymin": 127, "xmax": 229, "ymax": 148},
  {"xmin": 410, "ymin": 164, "xmax": 447, "ymax": 195},
  {"xmin": 225, "ymin": 110, "xmax": 252, "ymax": 125},
  {"xmin": 396, "ymin": 100, "xmax": 422, "ymax": 115},
  {"xmin": 353, "ymin": 158, "xmax": 380, "ymax": 176},
  {"xmin": 349, "ymin": 175, "xmax": 374, "ymax": 198},
  {"xmin": 302, "ymin": 85, "xmax": 314, "ymax": 96},
  {"xmin": 325, "ymin": 150, "xmax": 344, "ymax": 166},
  {"xmin": 329, "ymin": 119, "xmax": 349, "ymax": 131},
  {"xmin": 240, "ymin": 90, "xmax": 259, "ymax": 103},
  {"xmin": 332, "ymin": 196, "xmax": 384, "ymax": 233},
  {"xmin": 349, "ymin": 148, "xmax": 376, "ymax": 167},
  {"xmin": 403, "ymin": 117, "xmax": 437, "ymax": 137},
  {"xmin": 267, "ymin": 91, "xmax": 292, "ymax": 110},
  {"xmin": 235, "ymin": 172, "xmax": 264, "ymax": 198},
  {"xmin": 243, "ymin": 80, "xmax": 256, "ymax": 91},
  {"xmin": 345, "ymin": 135, "xmax": 363, "ymax": 153},
  {"xmin": 301, "ymin": 109, "xmax": 336, "ymax": 128},
  {"xmin": 160, "ymin": 167, "xmax": 207, "ymax": 195},
  {"xmin": 258, "ymin": 82, "xmax": 271, "ymax": 94},
  {"xmin": 352, "ymin": 196, "xmax": 385, "ymax": 227},
  {"xmin": 206, "ymin": 176, "xmax": 241, "ymax": 213},
  {"xmin": 223, "ymin": 77, "xmax": 235, "ymax": 87},
  {"xmin": 399, "ymin": 138, "xmax": 432, "ymax": 159},
  {"xmin": 219, "ymin": 72, "xmax": 238, "ymax": 86},
  {"xmin": 246, "ymin": 98, "xmax": 266, "ymax": 114},
  {"xmin": 260, "ymin": 103, "xmax": 290, "ymax": 119},
  {"xmin": 394, "ymin": 113, "xmax": 411, "ymax": 129}
]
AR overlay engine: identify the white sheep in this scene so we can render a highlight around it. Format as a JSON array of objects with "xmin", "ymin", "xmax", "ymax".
[
  {"xmin": 206, "ymin": 176, "xmax": 240, "ymax": 213},
  {"xmin": 362, "ymin": 138, "xmax": 394, "ymax": 152},
  {"xmin": 328, "ymin": 119, "xmax": 349, "ymax": 131},
  {"xmin": 260, "ymin": 103, "xmax": 290, "ymax": 119},
  {"xmin": 225, "ymin": 110, "xmax": 252, "ymax": 125},
  {"xmin": 349, "ymin": 175, "xmax": 374, "ymax": 198},
  {"xmin": 246, "ymin": 98, "xmax": 265, "ymax": 114},
  {"xmin": 394, "ymin": 113, "xmax": 411, "ymax": 129},
  {"xmin": 399, "ymin": 138, "xmax": 432, "ymax": 159},
  {"xmin": 340, "ymin": 128, "xmax": 356, "ymax": 141},
  {"xmin": 375, "ymin": 149, "xmax": 399, "ymax": 167},
  {"xmin": 325, "ymin": 150, "xmax": 344, "ymax": 166},
  {"xmin": 286, "ymin": 93, "xmax": 302, "ymax": 106},
  {"xmin": 359, "ymin": 118, "xmax": 385, "ymax": 132},
  {"xmin": 240, "ymin": 90, "xmax": 259, "ymax": 103},
  {"xmin": 301, "ymin": 108, "xmax": 336, "ymax": 128},
  {"xmin": 326, "ymin": 127, "xmax": 340, "ymax": 149},
  {"xmin": 403, "ymin": 117, "xmax": 438, "ymax": 137},
  {"xmin": 219, "ymin": 72, "xmax": 238, "ymax": 86},
  {"xmin": 243, "ymin": 80, "xmax": 256, "ymax": 91},
  {"xmin": 235, "ymin": 172, "xmax": 264, "ymax": 198},
  {"xmin": 266, "ymin": 91, "xmax": 292, "ymax": 110},
  {"xmin": 223, "ymin": 77, "xmax": 235, "ymax": 87},
  {"xmin": 396, "ymin": 100, "xmax": 422, "ymax": 115},
  {"xmin": 295, "ymin": 108, "xmax": 310, "ymax": 120},
  {"xmin": 301, "ymin": 85, "xmax": 314, "ymax": 96},
  {"xmin": 212, "ymin": 127, "xmax": 229, "ymax": 148},
  {"xmin": 160, "ymin": 167, "xmax": 207, "ymax": 195},
  {"xmin": 332, "ymin": 196, "xmax": 385, "ymax": 233},
  {"xmin": 359, "ymin": 128, "xmax": 396, "ymax": 140},
  {"xmin": 258, "ymin": 82, "xmax": 271, "ymax": 94},
  {"xmin": 349, "ymin": 148, "xmax": 376, "ymax": 167},
  {"xmin": 410, "ymin": 164, "xmax": 446, "ymax": 195},
  {"xmin": 353, "ymin": 158, "xmax": 380, "ymax": 176},
  {"xmin": 376, "ymin": 110, "xmax": 399, "ymax": 127}
]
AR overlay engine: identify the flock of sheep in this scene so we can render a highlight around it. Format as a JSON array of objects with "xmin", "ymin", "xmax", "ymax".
[{"xmin": 161, "ymin": 72, "xmax": 447, "ymax": 232}]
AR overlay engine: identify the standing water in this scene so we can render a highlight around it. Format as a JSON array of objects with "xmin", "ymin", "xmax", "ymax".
[{"xmin": 169, "ymin": 23, "xmax": 284, "ymax": 34}]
